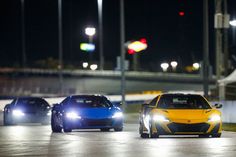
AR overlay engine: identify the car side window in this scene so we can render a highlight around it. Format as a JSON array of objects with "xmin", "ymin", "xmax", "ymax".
[
  {"xmin": 11, "ymin": 99, "xmax": 17, "ymax": 105},
  {"xmin": 61, "ymin": 97, "xmax": 70, "ymax": 106},
  {"xmin": 36, "ymin": 99, "xmax": 49, "ymax": 108},
  {"xmin": 149, "ymin": 96, "xmax": 158, "ymax": 107}
]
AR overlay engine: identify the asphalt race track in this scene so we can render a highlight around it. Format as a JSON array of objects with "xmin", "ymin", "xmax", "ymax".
[{"xmin": 0, "ymin": 123, "xmax": 236, "ymax": 157}]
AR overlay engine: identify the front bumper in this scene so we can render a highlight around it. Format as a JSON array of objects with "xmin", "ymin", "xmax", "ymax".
[
  {"xmin": 64, "ymin": 117, "xmax": 123, "ymax": 129},
  {"xmin": 152, "ymin": 121, "xmax": 222, "ymax": 135},
  {"xmin": 12, "ymin": 114, "xmax": 51, "ymax": 124}
]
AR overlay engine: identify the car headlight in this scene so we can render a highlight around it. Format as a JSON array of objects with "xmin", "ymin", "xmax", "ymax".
[
  {"xmin": 112, "ymin": 112, "xmax": 123, "ymax": 118},
  {"xmin": 153, "ymin": 115, "xmax": 169, "ymax": 122},
  {"xmin": 66, "ymin": 112, "xmax": 81, "ymax": 119},
  {"xmin": 47, "ymin": 112, "xmax": 51, "ymax": 116},
  {"xmin": 208, "ymin": 115, "xmax": 221, "ymax": 122},
  {"xmin": 12, "ymin": 110, "xmax": 25, "ymax": 116}
]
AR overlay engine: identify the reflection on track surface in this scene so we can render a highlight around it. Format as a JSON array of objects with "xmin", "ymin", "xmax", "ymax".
[{"xmin": 0, "ymin": 124, "xmax": 236, "ymax": 157}]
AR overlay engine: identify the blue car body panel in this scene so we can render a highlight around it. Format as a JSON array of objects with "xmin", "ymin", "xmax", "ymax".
[{"xmin": 64, "ymin": 107, "xmax": 123, "ymax": 129}]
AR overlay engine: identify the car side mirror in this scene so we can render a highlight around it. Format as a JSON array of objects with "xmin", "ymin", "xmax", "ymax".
[
  {"xmin": 53, "ymin": 103, "xmax": 59, "ymax": 106},
  {"xmin": 5, "ymin": 104, "xmax": 10, "ymax": 107},
  {"xmin": 47, "ymin": 105, "xmax": 52, "ymax": 110},
  {"xmin": 141, "ymin": 103, "xmax": 149, "ymax": 108},
  {"xmin": 52, "ymin": 103, "xmax": 61, "ymax": 108},
  {"xmin": 214, "ymin": 103, "xmax": 223, "ymax": 109},
  {"xmin": 113, "ymin": 102, "xmax": 122, "ymax": 107},
  {"xmin": 117, "ymin": 102, "xmax": 122, "ymax": 107},
  {"xmin": 4, "ymin": 104, "xmax": 11, "ymax": 111}
]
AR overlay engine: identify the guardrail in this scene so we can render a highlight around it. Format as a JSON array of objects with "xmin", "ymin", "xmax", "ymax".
[{"xmin": 0, "ymin": 68, "xmax": 216, "ymax": 83}]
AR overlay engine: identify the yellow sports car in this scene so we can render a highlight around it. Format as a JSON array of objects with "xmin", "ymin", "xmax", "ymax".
[{"xmin": 139, "ymin": 93, "xmax": 222, "ymax": 138}]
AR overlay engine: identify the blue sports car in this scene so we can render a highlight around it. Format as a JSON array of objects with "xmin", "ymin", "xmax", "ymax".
[{"xmin": 51, "ymin": 95, "xmax": 123, "ymax": 132}]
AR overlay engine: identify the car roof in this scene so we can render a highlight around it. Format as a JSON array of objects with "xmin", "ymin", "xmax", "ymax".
[
  {"xmin": 160, "ymin": 93, "xmax": 202, "ymax": 97},
  {"xmin": 69, "ymin": 95, "xmax": 105, "ymax": 98},
  {"xmin": 15, "ymin": 97, "xmax": 44, "ymax": 100}
]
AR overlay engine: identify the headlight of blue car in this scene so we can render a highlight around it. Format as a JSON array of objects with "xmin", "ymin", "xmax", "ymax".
[
  {"xmin": 112, "ymin": 112, "xmax": 123, "ymax": 118},
  {"xmin": 66, "ymin": 112, "xmax": 81, "ymax": 119}
]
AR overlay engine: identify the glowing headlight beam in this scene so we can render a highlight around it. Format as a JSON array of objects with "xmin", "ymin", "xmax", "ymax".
[
  {"xmin": 47, "ymin": 112, "xmax": 52, "ymax": 116},
  {"xmin": 112, "ymin": 112, "xmax": 123, "ymax": 118},
  {"xmin": 208, "ymin": 115, "xmax": 221, "ymax": 122},
  {"xmin": 66, "ymin": 112, "xmax": 81, "ymax": 119},
  {"xmin": 12, "ymin": 110, "xmax": 25, "ymax": 116},
  {"xmin": 153, "ymin": 115, "xmax": 169, "ymax": 122}
]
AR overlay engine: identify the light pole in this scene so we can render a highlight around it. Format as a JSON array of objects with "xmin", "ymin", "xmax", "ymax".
[
  {"xmin": 215, "ymin": 0, "xmax": 223, "ymax": 80},
  {"xmin": 21, "ymin": 0, "xmax": 26, "ymax": 68},
  {"xmin": 58, "ymin": 0, "xmax": 63, "ymax": 95},
  {"xmin": 203, "ymin": 0, "xmax": 209, "ymax": 98},
  {"xmin": 120, "ymin": 0, "xmax": 126, "ymax": 109},
  {"xmin": 223, "ymin": 0, "xmax": 230, "ymax": 76},
  {"xmin": 98, "ymin": 0, "xmax": 104, "ymax": 70}
]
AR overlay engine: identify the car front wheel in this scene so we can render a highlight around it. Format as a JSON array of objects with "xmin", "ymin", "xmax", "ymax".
[
  {"xmin": 212, "ymin": 133, "xmax": 221, "ymax": 138},
  {"xmin": 199, "ymin": 134, "xmax": 210, "ymax": 138},
  {"xmin": 3, "ymin": 113, "xmax": 14, "ymax": 126},
  {"xmin": 63, "ymin": 127, "xmax": 72, "ymax": 133},
  {"xmin": 51, "ymin": 114, "xmax": 62, "ymax": 133},
  {"xmin": 114, "ymin": 127, "xmax": 123, "ymax": 132},
  {"xmin": 101, "ymin": 128, "xmax": 110, "ymax": 132},
  {"xmin": 149, "ymin": 123, "xmax": 159, "ymax": 138},
  {"xmin": 139, "ymin": 122, "xmax": 149, "ymax": 138}
]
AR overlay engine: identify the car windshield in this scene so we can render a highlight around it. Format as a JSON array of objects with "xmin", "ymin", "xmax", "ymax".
[
  {"xmin": 68, "ymin": 96, "xmax": 112, "ymax": 108},
  {"xmin": 16, "ymin": 98, "xmax": 49, "ymax": 109},
  {"xmin": 157, "ymin": 95, "xmax": 211, "ymax": 109}
]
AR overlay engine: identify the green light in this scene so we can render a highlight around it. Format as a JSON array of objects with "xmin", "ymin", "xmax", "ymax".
[{"xmin": 80, "ymin": 43, "xmax": 95, "ymax": 52}]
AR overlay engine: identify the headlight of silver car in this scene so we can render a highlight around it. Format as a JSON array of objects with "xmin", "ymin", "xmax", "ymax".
[{"xmin": 12, "ymin": 109, "xmax": 25, "ymax": 116}]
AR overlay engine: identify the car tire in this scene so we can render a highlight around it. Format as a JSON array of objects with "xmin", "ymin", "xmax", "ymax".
[
  {"xmin": 199, "ymin": 134, "xmax": 210, "ymax": 138},
  {"xmin": 212, "ymin": 133, "xmax": 221, "ymax": 138},
  {"xmin": 100, "ymin": 128, "xmax": 110, "ymax": 132},
  {"xmin": 3, "ymin": 113, "xmax": 14, "ymax": 126},
  {"xmin": 63, "ymin": 127, "xmax": 72, "ymax": 133},
  {"xmin": 149, "ymin": 122, "xmax": 159, "ymax": 138},
  {"xmin": 42, "ymin": 122, "xmax": 50, "ymax": 125},
  {"xmin": 150, "ymin": 133, "xmax": 159, "ymax": 138},
  {"xmin": 114, "ymin": 127, "xmax": 123, "ymax": 132},
  {"xmin": 51, "ymin": 114, "xmax": 62, "ymax": 133},
  {"xmin": 140, "ymin": 133, "xmax": 149, "ymax": 138},
  {"xmin": 139, "ymin": 121, "xmax": 149, "ymax": 138},
  {"xmin": 42, "ymin": 120, "xmax": 50, "ymax": 125}
]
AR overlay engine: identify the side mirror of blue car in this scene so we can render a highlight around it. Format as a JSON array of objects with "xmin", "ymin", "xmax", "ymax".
[{"xmin": 214, "ymin": 103, "xmax": 223, "ymax": 109}]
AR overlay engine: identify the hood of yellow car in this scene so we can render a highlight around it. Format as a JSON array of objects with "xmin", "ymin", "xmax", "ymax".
[{"xmin": 152, "ymin": 109, "xmax": 221, "ymax": 124}]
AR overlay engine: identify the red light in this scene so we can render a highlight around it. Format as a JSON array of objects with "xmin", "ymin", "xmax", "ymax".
[
  {"xmin": 140, "ymin": 38, "xmax": 147, "ymax": 43},
  {"xmin": 179, "ymin": 11, "xmax": 185, "ymax": 16},
  {"xmin": 128, "ymin": 49, "xmax": 135, "ymax": 55}
]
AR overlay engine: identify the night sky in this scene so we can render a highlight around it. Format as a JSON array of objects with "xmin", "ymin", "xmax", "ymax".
[{"xmin": 0, "ymin": 0, "xmax": 236, "ymax": 72}]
